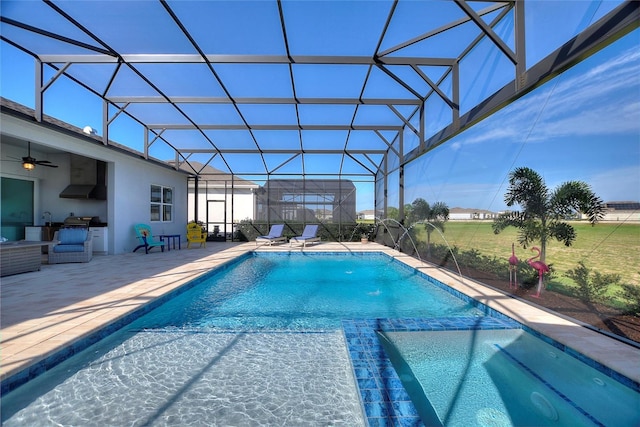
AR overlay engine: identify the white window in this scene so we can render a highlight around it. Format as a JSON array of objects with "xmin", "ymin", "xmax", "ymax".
[{"xmin": 151, "ymin": 185, "xmax": 173, "ymax": 222}]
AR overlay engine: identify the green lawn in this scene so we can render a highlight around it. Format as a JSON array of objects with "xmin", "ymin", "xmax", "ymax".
[{"xmin": 414, "ymin": 221, "xmax": 639, "ymax": 291}]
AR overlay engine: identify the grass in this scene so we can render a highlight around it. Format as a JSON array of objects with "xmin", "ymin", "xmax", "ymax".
[{"xmin": 411, "ymin": 221, "xmax": 639, "ymax": 307}]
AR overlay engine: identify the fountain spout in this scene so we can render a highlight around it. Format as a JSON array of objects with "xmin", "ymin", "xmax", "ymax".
[{"xmin": 388, "ymin": 218, "xmax": 464, "ymax": 281}]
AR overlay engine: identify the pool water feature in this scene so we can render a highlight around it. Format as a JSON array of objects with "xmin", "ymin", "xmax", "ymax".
[
  {"xmin": 379, "ymin": 329, "xmax": 640, "ymax": 426},
  {"xmin": 1, "ymin": 252, "xmax": 482, "ymax": 425}
]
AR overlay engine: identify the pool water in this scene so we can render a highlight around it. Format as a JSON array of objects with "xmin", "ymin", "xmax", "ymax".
[
  {"xmin": 3, "ymin": 330, "xmax": 363, "ymax": 426},
  {"xmin": 137, "ymin": 252, "xmax": 483, "ymax": 330},
  {"xmin": 1, "ymin": 252, "xmax": 482, "ymax": 425},
  {"xmin": 380, "ymin": 329, "xmax": 640, "ymax": 427}
]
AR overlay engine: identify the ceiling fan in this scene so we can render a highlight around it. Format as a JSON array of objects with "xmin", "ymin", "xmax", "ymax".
[{"xmin": 6, "ymin": 141, "xmax": 59, "ymax": 170}]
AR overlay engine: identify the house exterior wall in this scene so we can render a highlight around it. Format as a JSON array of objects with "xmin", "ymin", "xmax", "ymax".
[
  {"xmin": 1, "ymin": 112, "xmax": 189, "ymax": 254},
  {"xmin": 188, "ymin": 186, "xmax": 255, "ymax": 235},
  {"xmin": 230, "ymin": 189, "xmax": 255, "ymax": 223},
  {"xmin": 583, "ymin": 211, "xmax": 640, "ymax": 222},
  {"xmin": 449, "ymin": 212, "xmax": 474, "ymax": 220},
  {"xmin": 357, "ymin": 210, "xmax": 376, "ymax": 220},
  {"xmin": 449, "ymin": 210, "xmax": 498, "ymax": 220},
  {"xmin": 111, "ymin": 160, "xmax": 187, "ymax": 254}
]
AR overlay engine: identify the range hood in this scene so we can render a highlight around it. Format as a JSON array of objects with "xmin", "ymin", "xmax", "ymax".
[
  {"xmin": 59, "ymin": 154, "xmax": 107, "ymax": 200},
  {"xmin": 59, "ymin": 184, "xmax": 106, "ymax": 199}
]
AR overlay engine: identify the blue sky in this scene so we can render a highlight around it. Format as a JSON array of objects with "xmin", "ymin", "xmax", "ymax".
[{"xmin": 1, "ymin": 1, "xmax": 638, "ymax": 213}]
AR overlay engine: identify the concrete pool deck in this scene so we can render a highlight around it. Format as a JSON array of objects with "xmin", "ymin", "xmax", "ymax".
[{"xmin": 2, "ymin": 241, "xmax": 638, "ymax": 390}]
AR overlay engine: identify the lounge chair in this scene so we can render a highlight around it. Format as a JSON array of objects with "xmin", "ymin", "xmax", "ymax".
[
  {"xmin": 186, "ymin": 222, "xmax": 206, "ymax": 248},
  {"xmin": 290, "ymin": 224, "xmax": 320, "ymax": 247},
  {"xmin": 48, "ymin": 228, "xmax": 93, "ymax": 264},
  {"xmin": 133, "ymin": 224, "xmax": 165, "ymax": 254},
  {"xmin": 256, "ymin": 224, "xmax": 286, "ymax": 246}
]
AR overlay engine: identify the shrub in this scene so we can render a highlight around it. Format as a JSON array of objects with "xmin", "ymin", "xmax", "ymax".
[
  {"xmin": 618, "ymin": 283, "xmax": 640, "ymax": 316},
  {"xmin": 565, "ymin": 261, "xmax": 619, "ymax": 304},
  {"xmin": 520, "ymin": 272, "xmax": 539, "ymax": 290},
  {"xmin": 235, "ymin": 219, "xmax": 262, "ymax": 241}
]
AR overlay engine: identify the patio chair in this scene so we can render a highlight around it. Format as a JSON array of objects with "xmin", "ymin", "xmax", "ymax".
[
  {"xmin": 290, "ymin": 224, "xmax": 320, "ymax": 247},
  {"xmin": 133, "ymin": 224, "xmax": 165, "ymax": 254},
  {"xmin": 48, "ymin": 228, "xmax": 93, "ymax": 264},
  {"xmin": 255, "ymin": 224, "xmax": 286, "ymax": 246},
  {"xmin": 186, "ymin": 222, "xmax": 207, "ymax": 248}
]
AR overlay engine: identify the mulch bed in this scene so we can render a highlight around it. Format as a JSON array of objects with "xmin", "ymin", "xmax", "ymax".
[{"xmin": 423, "ymin": 256, "xmax": 640, "ymax": 345}]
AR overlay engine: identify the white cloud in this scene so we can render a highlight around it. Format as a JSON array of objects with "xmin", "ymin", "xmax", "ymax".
[
  {"xmin": 451, "ymin": 46, "xmax": 640, "ymax": 148},
  {"xmin": 450, "ymin": 141, "xmax": 462, "ymax": 151}
]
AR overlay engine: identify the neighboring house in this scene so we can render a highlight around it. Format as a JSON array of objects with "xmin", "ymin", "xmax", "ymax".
[
  {"xmin": 314, "ymin": 209, "xmax": 333, "ymax": 221},
  {"xmin": 254, "ymin": 179, "xmax": 357, "ymax": 223},
  {"xmin": 591, "ymin": 201, "xmax": 640, "ymax": 222},
  {"xmin": 175, "ymin": 161, "xmax": 258, "ymax": 237},
  {"xmin": 449, "ymin": 207, "xmax": 498, "ymax": 220},
  {"xmin": 357, "ymin": 210, "xmax": 376, "ymax": 220},
  {"xmin": 496, "ymin": 201, "xmax": 640, "ymax": 222},
  {"xmin": 491, "ymin": 201, "xmax": 639, "ymax": 222},
  {"xmin": 1, "ymin": 99, "xmax": 190, "ymax": 254}
]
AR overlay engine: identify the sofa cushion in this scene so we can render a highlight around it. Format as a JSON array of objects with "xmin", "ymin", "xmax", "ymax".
[
  {"xmin": 58, "ymin": 228, "xmax": 87, "ymax": 245},
  {"xmin": 53, "ymin": 244, "xmax": 85, "ymax": 253}
]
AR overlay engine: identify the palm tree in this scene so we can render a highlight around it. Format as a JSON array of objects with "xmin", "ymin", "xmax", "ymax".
[
  {"xmin": 492, "ymin": 167, "xmax": 605, "ymax": 263},
  {"xmin": 406, "ymin": 198, "xmax": 450, "ymax": 256}
]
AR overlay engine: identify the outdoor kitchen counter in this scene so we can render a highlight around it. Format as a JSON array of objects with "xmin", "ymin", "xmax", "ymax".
[{"xmin": 0, "ymin": 241, "xmax": 49, "ymax": 276}]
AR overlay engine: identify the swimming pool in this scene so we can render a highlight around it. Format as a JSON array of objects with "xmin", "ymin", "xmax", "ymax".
[
  {"xmin": 1, "ymin": 252, "xmax": 482, "ymax": 425},
  {"xmin": 1, "ymin": 251, "xmax": 638, "ymax": 426}
]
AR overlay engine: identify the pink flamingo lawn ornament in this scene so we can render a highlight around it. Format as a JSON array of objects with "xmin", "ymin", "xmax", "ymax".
[
  {"xmin": 508, "ymin": 243, "xmax": 519, "ymax": 289},
  {"xmin": 527, "ymin": 247, "xmax": 550, "ymax": 298}
]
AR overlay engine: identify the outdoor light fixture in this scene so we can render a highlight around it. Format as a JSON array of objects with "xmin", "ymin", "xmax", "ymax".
[
  {"xmin": 16, "ymin": 142, "xmax": 59, "ymax": 170},
  {"xmin": 22, "ymin": 158, "xmax": 36, "ymax": 170}
]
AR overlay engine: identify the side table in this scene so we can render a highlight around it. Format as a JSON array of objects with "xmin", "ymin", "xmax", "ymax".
[{"xmin": 159, "ymin": 234, "xmax": 181, "ymax": 251}]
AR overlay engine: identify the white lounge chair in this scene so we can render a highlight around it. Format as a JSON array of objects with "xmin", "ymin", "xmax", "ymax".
[
  {"xmin": 256, "ymin": 224, "xmax": 286, "ymax": 246},
  {"xmin": 290, "ymin": 224, "xmax": 320, "ymax": 247}
]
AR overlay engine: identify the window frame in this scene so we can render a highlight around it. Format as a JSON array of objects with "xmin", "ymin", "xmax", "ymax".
[{"xmin": 150, "ymin": 184, "xmax": 174, "ymax": 223}]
